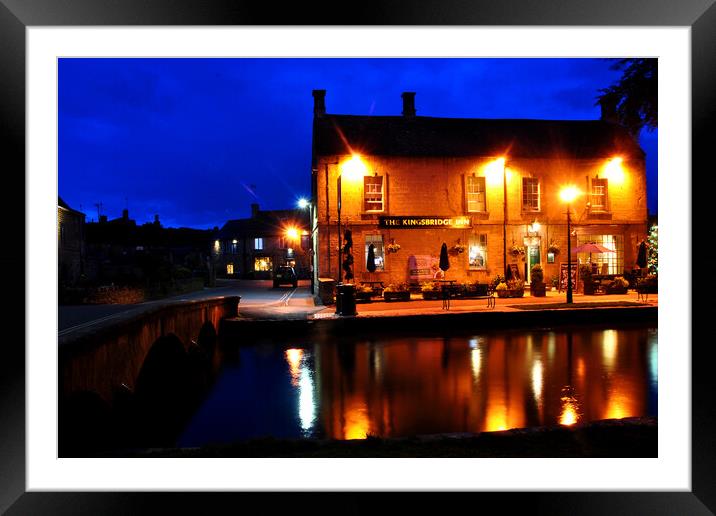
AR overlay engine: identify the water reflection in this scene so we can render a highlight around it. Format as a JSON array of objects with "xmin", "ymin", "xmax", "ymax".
[{"xmin": 182, "ymin": 327, "xmax": 657, "ymax": 445}]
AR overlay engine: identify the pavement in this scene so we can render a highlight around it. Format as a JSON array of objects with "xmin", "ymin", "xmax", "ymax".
[{"xmin": 58, "ymin": 279, "xmax": 657, "ymax": 338}]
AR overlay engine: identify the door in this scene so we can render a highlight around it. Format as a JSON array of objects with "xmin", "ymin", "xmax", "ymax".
[{"xmin": 527, "ymin": 245, "xmax": 541, "ymax": 284}]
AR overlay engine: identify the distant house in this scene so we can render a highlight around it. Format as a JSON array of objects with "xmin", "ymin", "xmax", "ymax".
[
  {"xmin": 215, "ymin": 203, "xmax": 310, "ymax": 279},
  {"xmin": 57, "ymin": 197, "xmax": 85, "ymax": 287}
]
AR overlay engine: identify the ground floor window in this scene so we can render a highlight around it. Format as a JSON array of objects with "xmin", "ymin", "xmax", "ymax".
[
  {"xmin": 468, "ymin": 234, "xmax": 488, "ymax": 269},
  {"xmin": 254, "ymin": 256, "xmax": 272, "ymax": 272},
  {"xmin": 365, "ymin": 234, "xmax": 385, "ymax": 271},
  {"xmin": 577, "ymin": 234, "xmax": 623, "ymax": 274},
  {"xmin": 226, "ymin": 263, "xmax": 234, "ymax": 275}
]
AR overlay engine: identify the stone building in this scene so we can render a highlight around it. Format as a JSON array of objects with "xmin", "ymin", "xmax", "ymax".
[
  {"xmin": 310, "ymin": 90, "xmax": 648, "ymax": 290},
  {"xmin": 214, "ymin": 203, "xmax": 310, "ymax": 280},
  {"xmin": 57, "ymin": 197, "xmax": 86, "ymax": 287}
]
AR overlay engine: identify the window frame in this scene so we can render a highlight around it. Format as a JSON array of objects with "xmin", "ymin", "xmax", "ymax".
[
  {"xmin": 468, "ymin": 234, "xmax": 488, "ymax": 270},
  {"xmin": 363, "ymin": 175, "xmax": 384, "ymax": 213},
  {"xmin": 364, "ymin": 234, "xmax": 385, "ymax": 272},
  {"xmin": 590, "ymin": 177, "xmax": 609, "ymax": 212},
  {"xmin": 521, "ymin": 176, "xmax": 541, "ymax": 213},
  {"xmin": 466, "ymin": 175, "xmax": 487, "ymax": 213}
]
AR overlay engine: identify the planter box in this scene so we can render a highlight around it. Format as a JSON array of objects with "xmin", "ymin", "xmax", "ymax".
[
  {"xmin": 421, "ymin": 290, "xmax": 442, "ymax": 300},
  {"xmin": 355, "ymin": 291, "xmax": 373, "ymax": 303},
  {"xmin": 607, "ymin": 286, "xmax": 628, "ymax": 295},
  {"xmin": 462, "ymin": 284, "xmax": 489, "ymax": 298},
  {"xmin": 530, "ymin": 282, "xmax": 547, "ymax": 297},
  {"xmin": 384, "ymin": 291, "xmax": 411, "ymax": 302}
]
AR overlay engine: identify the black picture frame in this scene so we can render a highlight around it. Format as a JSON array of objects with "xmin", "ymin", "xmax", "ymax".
[{"xmin": 1, "ymin": 1, "xmax": 709, "ymax": 513}]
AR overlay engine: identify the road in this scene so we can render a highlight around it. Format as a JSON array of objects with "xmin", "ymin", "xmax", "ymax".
[{"xmin": 58, "ymin": 279, "xmax": 315, "ymax": 334}]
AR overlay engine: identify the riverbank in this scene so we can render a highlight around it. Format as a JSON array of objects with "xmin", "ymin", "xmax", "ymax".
[{"xmin": 125, "ymin": 417, "xmax": 657, "ymax": 458}]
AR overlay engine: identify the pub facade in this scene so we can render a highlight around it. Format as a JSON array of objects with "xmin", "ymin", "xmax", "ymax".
[{"xmin": 310, "ymin": 90, "xmax": 648, "ymax": 291}]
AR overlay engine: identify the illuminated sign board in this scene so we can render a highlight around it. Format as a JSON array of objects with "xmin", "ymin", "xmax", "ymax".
[{"xmin": 378, "ymin": 216, "xmax": 472, "ymax": 229}]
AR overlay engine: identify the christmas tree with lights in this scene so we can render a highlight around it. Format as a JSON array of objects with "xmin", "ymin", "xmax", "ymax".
[{"xmin": 647, "ymin": 224, "xmax": 658, "ymax": 274}]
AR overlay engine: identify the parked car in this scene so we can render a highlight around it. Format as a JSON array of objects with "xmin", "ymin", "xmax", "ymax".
[{"xmin": 273, "ymin": 266, "xmax": 298, "ymax": 288}]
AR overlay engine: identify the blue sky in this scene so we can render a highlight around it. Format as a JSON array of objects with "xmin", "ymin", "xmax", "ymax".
[{"xmin": 59, "ymin": 58, "xmax": 657, "ymax": 229}]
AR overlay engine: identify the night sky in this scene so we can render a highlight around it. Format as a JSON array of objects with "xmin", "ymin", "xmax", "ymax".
[{"xmin": 59, "ymin": 58, "xmax": 658, "ymax": 229}]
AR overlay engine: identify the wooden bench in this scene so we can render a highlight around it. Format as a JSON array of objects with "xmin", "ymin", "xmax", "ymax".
[{"xmin": 440, "ymin": 284, "xmax": 495, "ymax": 310}]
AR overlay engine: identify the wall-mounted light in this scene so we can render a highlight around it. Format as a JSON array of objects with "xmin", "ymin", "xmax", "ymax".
[{"xmin": 603, "ymin": 156, "xmax": 625, "ymax": 184}]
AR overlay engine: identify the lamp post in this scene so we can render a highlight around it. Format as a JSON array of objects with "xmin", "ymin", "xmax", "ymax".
[
  {"xmin": 500, "ymin": 158, "xmax": 508, "ymax": 278},
  {"xmin": 559, "ymin": 186, "xmax": 580, "ymax": 304},
  {"xmin": 336, "ymin": 154, "xmax": 367, "ymax": 284},
  {"xmin": 297, "ymin": 198, "xmax": 314, "ymax": 294}
]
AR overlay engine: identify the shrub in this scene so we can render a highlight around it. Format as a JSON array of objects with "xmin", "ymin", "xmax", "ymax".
[
  {"xmin": 495, "ymin": 282, "xmax": 508, "ymax": 291},
  {"xmin": 612, "ymin": 276, "xmax": 630, "ymax": 289},
  {"xmin": 490, "ymin": 275, "xmax": 506, "ymax": 289},
  {"xmin": 530, "ymin": 264, "xmax": 544, "ymax": 283}
]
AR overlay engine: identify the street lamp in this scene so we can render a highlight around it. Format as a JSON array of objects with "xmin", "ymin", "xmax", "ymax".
[{"xmin": 559, "ymin": 185, "xmax": 581, "ymax": 304}]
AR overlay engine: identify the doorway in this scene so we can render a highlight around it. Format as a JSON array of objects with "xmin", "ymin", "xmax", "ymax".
[{"xmin": 527, "ymin": 243, "xmax": 541, "ymax": 284}]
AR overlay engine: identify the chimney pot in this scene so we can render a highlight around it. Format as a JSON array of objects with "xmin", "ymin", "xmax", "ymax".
[
  {"xmin": 251, "ymin": 203, "xmax": 260, "ymax": 217},
  {"xmin": 401, "ymin": 92, "xmax": 416, "ymax": 117},
  {"xmin": 312, "ymin": 89, "xmax": 326, "ymax": 117}
]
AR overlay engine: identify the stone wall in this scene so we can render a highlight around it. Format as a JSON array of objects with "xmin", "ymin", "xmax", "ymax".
[{"xmin": 59, "ymin": 296, "xmax": 240, "ymax": 402}]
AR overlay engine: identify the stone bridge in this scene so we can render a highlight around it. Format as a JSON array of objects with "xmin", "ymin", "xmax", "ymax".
[{"xmin": 59, "ymin": 296, "xmax": 240, "ymax": 402}]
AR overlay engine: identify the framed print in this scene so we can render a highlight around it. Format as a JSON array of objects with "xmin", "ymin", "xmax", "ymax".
[{"xmin": 1, "ymin": 0, "xmax": 711, "ymax": 513}]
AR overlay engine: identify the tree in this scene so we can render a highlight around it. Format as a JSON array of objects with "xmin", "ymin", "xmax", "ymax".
[
  {"xmin": 647, "ymin": 224, "xmax": 658, "ymax": 275},
  {"xmin": 596, "ymin": 59, "xmax": 657, "ymax": 136}
]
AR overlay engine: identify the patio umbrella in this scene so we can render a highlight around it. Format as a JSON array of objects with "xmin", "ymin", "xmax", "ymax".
[
  {"xmin": 439, "ymin": 243, "xmax": 450, "ymax": 273},
  {"xmin": 636, "ymin": 240, "xmax": 648, "ymax": 269},
  {"xmin": 573, "ymin": 242, "xmax": 615, "ymax": 265},
  {"xmin": 366, "ymin": 243, "xmax": 377, "ymax": 276}
]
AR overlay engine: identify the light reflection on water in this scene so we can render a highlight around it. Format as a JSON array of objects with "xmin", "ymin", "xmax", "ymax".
[{"xmin": 178, "ymin": 327, "xmax": 657, "ymax": 447}]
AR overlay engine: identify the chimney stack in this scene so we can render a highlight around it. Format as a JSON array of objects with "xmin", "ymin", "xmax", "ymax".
[
  {"xmin": 401, "ymin": 92, "xmax": 416, "ymax": 118},
  {"xmin": 122, "ymin": 208, "xmax": 129, "ymax": 220},
  {"xmin": 251, "ymin": 203, "xmax": 260, "ymax": 217},
  {"xmin": 599, "ymin": 95, "xmax": 619, "ymax": 124},
  {"xmin": 312, "ymin": 89, "xmax": 326, "ymax": 117}
]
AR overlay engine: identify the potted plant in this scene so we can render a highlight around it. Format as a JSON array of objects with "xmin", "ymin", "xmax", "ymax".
[
  {"xmin": 495, "ymin": 281, "xmax": 509, "ymax": 298},
  {"xmin": 420, "ymin": 281, "xmax": 441, "ymax": 300},
  {"xmin": 355, "ymin": 284, "xmax": 374, "ymax": 303},
  {"xmin": 507, "ymin": 279, "xmax": 525, "ymax": 297},
  {"xmin": 510, "ymin": 244, "xmax": 526, "ymax": 257},
  {"xmin": 580, "ymin": 264, "xmax": 594, "ymax": 295},
  {"xmin": 547, "ymin": 242, "xmax": 560, "ymax": 256},
  {"xmin": 606, "ymin": 276, "xmax": 629, "ymax": 294},
  {"xmin": 383, "ymin": 283, "xmax": 411, "ymax": 301},
  {"xmin": 451, "ymin": 243, "xmax": 467, "ymax": 254},
  {"xmin": 463, "ymin": 281, "xmax": 488, "ymax": 298},
  {"xmin": 529, "ymin": 264, "xmax": 546, "ymax": 297},
  {"xmin": 386, "ymin": 240, "xmax": 401, "ymax": 253}
]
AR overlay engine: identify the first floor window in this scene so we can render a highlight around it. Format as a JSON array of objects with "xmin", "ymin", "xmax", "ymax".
[
  {"xmin": 254, "ymin": 257, "xmax": 272, "ymax": 271},
  {"xmin": 254, "ymin": 237, "xmax": 263, "ymax": 250},
  {"xmin": 231, "ymin": 240, "xmax": 238, "ymax": 254},
  {"xmin": 468, "ymin": 234, "xmax": 488, "ymax": 269},
  {"xmin": 226, "ymin": 263, "xmax": 234, "ymax": 275},
  {"xmin": 365, "ymin": 234, "xmax": 385, "ymax": 271}
]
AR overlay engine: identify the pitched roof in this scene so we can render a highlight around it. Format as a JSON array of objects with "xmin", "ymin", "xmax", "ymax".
[
  {"xmin": 217, "ymin": 209, "xmax": 308, "ymax": 239},
  {"xmin": 314, "ymin": 115, "xmax": 644, "ymax": 159}
]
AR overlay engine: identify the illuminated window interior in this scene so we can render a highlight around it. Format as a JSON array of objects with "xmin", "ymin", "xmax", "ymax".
[
  {"xmin": 468, "ymin": 234, "xmax": 488, "ymax": 269},
  {"xmin": 254, "ymin": 238, "xmax": 263, "ymax": 250},
  {"xmin": 226, "ymin": 263, "xmax": 234, "ymax": 275},
  {"xmin": 254, "ymin": 257, "xmax": 272, "ymax": 272},
  {"xmin": 577, "ymin": 234, "xmax": 623, "ymax": 274},
  {"xmin": 466, "ymin": 175, "xmax": 487, "ymax": 212},
  {"xmin": 364, "ymin": 234, "xmax": 385, "ymax": 271},
  {"xmin": 364, "ymin": 176, "xmax": 384, "ymax": 212}
]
